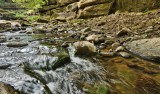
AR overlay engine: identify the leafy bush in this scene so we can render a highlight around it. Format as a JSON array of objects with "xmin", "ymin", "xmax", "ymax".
[
  {"xmin": 26, "ymin": 15, "xmax": 40, "ymax": 22},
  {"xmin": 0, "ymin": 0, "xmax": 5, "ymax": 3},
  {"xmin": 12, "ymin": 0, "xmax": 48, "ymax": 10}
]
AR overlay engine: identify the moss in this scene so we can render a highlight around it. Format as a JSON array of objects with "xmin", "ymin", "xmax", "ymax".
[{"xmin": 84, "ymin": 83, "xmax": 109, "ymax": 94}]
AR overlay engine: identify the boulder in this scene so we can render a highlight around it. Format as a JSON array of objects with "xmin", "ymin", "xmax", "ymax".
[
  {"xmin": 74, "ymin": 41, "xmax": 96, "ymax": 56},
  {"xmin": 41, "ymin": 0, "xmax": 160, "ymax": 19},
  {"xmin": 77, "ymin": 2, "xmax": 113, "ymax": 18},
  {"xmin": 125, "ymin": 38, "xmax": 160, "ymax": 62}
]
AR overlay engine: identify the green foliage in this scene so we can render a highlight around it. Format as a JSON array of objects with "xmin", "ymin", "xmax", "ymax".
[
  {"xmin": 27, "ymin": 15, "xmax": 40, "ymax": 21},
  {"xmin": 14, "ymin": 11, "xmax": 40, "ymax": 22},
  {"xmin": 0, "ymin": 0, "xmax": 5, "ymax": 3},
  {"xmin": 12, "ymin": 0, "xmax": 48, "ymax": 10},
  {"xmin": 15, "ymin": 11, "xmax": 25, "ymax": 18}
]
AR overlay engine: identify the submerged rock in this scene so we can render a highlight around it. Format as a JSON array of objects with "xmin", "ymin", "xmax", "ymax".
[
  {"xmin": 0, "ymin": 82, "xmax": 20, "ymax": 94},
  {"xmin": 74, "ymin": 41, "xmax": 96, "ymax": 56},
  {"xmin": 53, "ymin": 48, "xmax": 71, "ymax": 70},
  {"xmin": 125, "ymin": 38, "xmax": 160, "ymax": 62},
  {"xmin": 24, "ymin": 48, "xmax": 70, "ymax": 70},
  {"xmin": 135, "ymin": 76, "xmax": 160, "ymax": 94},
  {"xmin": 0, "ymin": 36, "xmax": 7, "ymax": 43},
  {"xmin": 7, "ymin": 42, "xmax": 28, "ymax": 47},
  {"xmin": 0, "ymin": 64, "xmax": 12, "ymax": 69}
]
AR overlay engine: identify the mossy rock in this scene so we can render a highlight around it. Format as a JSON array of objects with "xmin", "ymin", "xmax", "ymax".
[
  {"xmin": 77, "ymin": 2, "xmax": 113, "ymax": 18},
  {"xmin": 52, "ymin": 47, "xmax": 71, "ymax": 70},
  {"xmin": 23, "ymin": 48, "xmax": 70, "ymax": 71}
]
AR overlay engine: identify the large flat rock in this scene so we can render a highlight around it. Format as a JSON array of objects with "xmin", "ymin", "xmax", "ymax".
[{"xmin": 125, "ymin": 38, "xmax": 160, "ymax": 62}]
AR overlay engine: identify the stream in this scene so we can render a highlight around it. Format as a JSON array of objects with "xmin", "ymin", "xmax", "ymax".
[
  {"xmin": 0, "ymin": 26, "xmax": 108, "ymax": 94},
  {"xmin": 0, "ymin": 20, "xmax": 160, "ymax": 94}
]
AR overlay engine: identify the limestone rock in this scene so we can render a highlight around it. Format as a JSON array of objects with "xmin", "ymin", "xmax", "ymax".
[
  {"xmin": 78, "ymin": 0, "xmax": 112, "ymax": 9},
  {"xmin": 125, "ymin": 38, "xmax": 160, "ymax": 62},
  {"xmin": 77, "ymin": 3, "xmax": 113, "ymax": 18},
  {"xmin": 74, "ymin": 41, "xmax": 96, "ymax": 56}
]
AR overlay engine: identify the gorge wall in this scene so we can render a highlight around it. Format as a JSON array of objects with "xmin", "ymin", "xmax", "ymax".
[{"xmin": 40, "ymin": 0, "xmax": 160, "ymax": 19}]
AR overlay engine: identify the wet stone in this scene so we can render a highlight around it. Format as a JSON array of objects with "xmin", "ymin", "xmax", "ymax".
[
  {"xmin": 135, "ymin": 76, "xmax": 160, "ymax": 94},
  {"xmin": 125, "ymin": 38, "xmax": 160, "ymax": 62},
  {"xmin": 0, "ymin": 36, "xmax": 7, "ymax": 43},
  {"xmin": 7, "ymin": 42, "xmax": 28, "ymax": 47},
  {"xmin": 119, "ymin": 52, "xmax": 132, "ymax": 58},
  {"xmin": 100, "ymin": 52, "xmax": 115, "ymax": 57},
  {"xmin": 115, "ymin": 46, "xmax": 125, "ymax": 52},
  {"xmin": 127, "ymin": 63, "xmax": 145, "ymax": 70},
  {"xmin": 0, "ymin": 64, "xmax": 12, "ymax": 69},
  {"xmin": 74, "ymin": 41, "xmax": 96, "ymax": 56}
]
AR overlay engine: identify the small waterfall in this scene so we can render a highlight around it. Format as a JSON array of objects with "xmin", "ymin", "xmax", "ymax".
[
  {"xmin": 0, "ymin": 32, "xmax": 108, "ymax": 94},
  {"xmin": 23, "ymin": 44, "xmax": 107, "ymax": 94}
]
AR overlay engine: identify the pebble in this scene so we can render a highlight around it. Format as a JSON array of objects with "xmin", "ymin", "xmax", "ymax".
[
  {"xmin": 100, "ymin": 52, "xmax": 115, "ymax": 57},
  {"xmin": 119, "ymin": 52, "xmax": 132, "ymax": 58},
  {"xmin": 115, "ymin": 46, "xmax": 125, "ymax": 52}
]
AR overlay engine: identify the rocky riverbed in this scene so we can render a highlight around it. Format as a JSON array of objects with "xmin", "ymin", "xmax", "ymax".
[{"xmin": 0, "ymin": 9, "xmax": 160, "ymax": 94}]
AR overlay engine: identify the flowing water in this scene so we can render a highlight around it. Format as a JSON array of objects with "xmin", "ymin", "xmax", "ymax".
[
  {"xmin": 0, "ymin": 21, "xmax": 160, "ymax": 94},
  {"xmin": 0, "ymin": 27, "xmax": 108, "ymax": 94}
]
